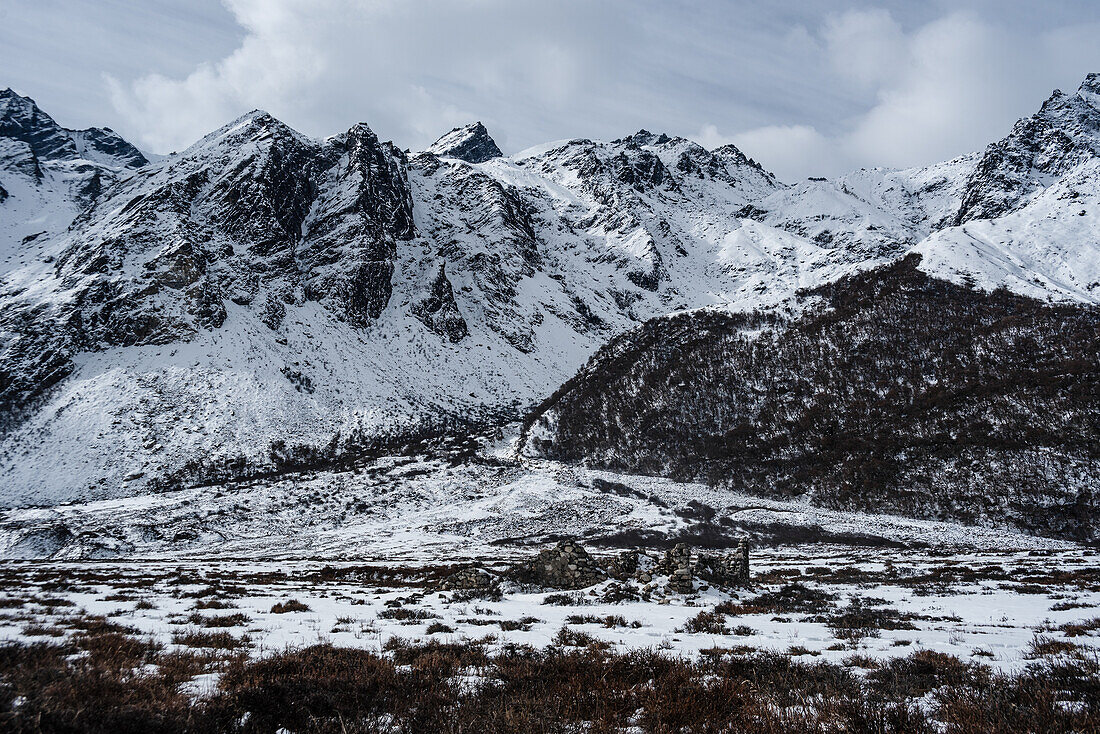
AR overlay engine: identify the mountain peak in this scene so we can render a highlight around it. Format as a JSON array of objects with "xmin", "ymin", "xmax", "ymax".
[
  {"xmin": 0, "ymin": 87, "xmax": 147, "ymax": 168},
  {"xmin": 0, "ymin": 87, "xmax": 80, "ymax": 163},
  {"xmin": 227, "ymin": 109, "xmax": 286, "ymax": 133},
  {"xmin": 427, "ymin": 121, "xmax": 502, "ymax": 163},
  {"xmin": 0, "ymin": 87, "xmax": 29, "ymax": 103},
  {"xmin": 186, "ymin": 109, "xmax": 306, "ymax": 156},
  {"xmin": 619, "ymin": 129, "xmax": 675, "ymax": 147},
  {"xmin": 1078, "ymin": 72, "xmax": 1100, "ymax": 109}
]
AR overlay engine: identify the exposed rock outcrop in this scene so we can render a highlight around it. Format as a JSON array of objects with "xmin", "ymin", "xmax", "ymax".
[
  {"xmin": 0, "ymin": 88, "xmax": 148, "ymax": 168},
  {"xmin": 953, "ymin": 76, "xmax": 1100, "ymax": 224},
  {"xmin": 412, "ymin": 263, "xmax": 469, "ymax": 342},
  {"xmin": 428, "ymin": 122, "xmax": 503, "ymax": 163}
]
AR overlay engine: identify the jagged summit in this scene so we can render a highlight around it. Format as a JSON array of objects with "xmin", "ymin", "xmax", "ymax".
[
  {"xmin": 952, "ymin": 72, "xmax": 1100, "ymax": 225},
  {"xmin": 1079, "ymin": 72, "xmax": 1100, "ymax": 108},
  {"xmin": 617, "ymin": 129, "xmax": 677, "ymax": 147},
  {"xmin": 427, "ymin": 121, "xmax": 502, "ymax": 163},
  {"xmin": 712, "ymin": 143, "xmax": 765, "ymax": 171},
  {"xmin": 0, "ymin": 88, "xmax": 31, "ymax": 106},
  {"xmin": 610, "ymin": 129, "xmax": 767, "ymax": 175},
  {"xmin": 0, "ymin": 87, "xmax": 147, "ymax": 169},
  {"xmin": 181, "ymin": 108, "xmax": 310, "ymax": 157}
]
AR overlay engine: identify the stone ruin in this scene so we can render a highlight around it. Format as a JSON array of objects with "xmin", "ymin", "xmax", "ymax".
[
  {"xmin": 440, "ymin": 537, "xmax": 750, "ymax": 594},
  {"xmin": 440, "ymin": 566, "xmax": 495, "ymax": 591},
  {"xmin": 661, "ymin": 543, "xmax": 696, "ymax": 594},
  {"xmin": 516, "ymin": 539, "xmax": 607, "ymax": 589},
  {"xmin": 607, "ymin": 540, "xmax": 750, "ymax": 594},
  {"xmin": 694, "ymin": 539, "xmax": 750, "ymax": 588}
]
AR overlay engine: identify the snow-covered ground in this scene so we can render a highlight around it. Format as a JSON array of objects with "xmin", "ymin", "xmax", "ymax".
[
  {"xmin": 1, "ymin": 544, "xmax": 1097, "ymax": 692},
  {"xmin": 0, "ymin": 427, "xmax": 1077, "ymax": 562},
  {"xmin": 2, "ymin": 432, "xmax": 1096, "ymax": 682}
]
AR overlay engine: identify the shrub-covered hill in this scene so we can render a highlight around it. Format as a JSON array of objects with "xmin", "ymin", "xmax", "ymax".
[{"xmin": 523, "ymin": 255, "xmax": 1100, "ymax": 541}]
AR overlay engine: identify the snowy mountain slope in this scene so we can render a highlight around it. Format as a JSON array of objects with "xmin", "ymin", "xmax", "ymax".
[
  {"xmin": 914, "ymin": 157, "xmax": 1100, "ymax": 303},
  {"xmin": 954, "ymin": 73, "xmax": 1100, "ymax": 225},
  {"xmin": 0, "ymin": 109, "xmax": 811, "ymax": 507},
  {"xmin": 753, "ymin": 154, "xmax": 978, "ymax": 260},
  {"xmin": 0, "ymin": 89, "xmax": 148, "ymax": 277},
  {"xmin": 904, "ymin": 74, "xmax": 1100, "ymax": 303},
  {"xmin": 3, "ymin": 75, "xmax": 1100, "ymax": 510}
]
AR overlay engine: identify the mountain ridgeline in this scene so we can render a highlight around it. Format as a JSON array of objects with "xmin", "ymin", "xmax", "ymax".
[
  {"xmin": 1, "ymin": 75, "xmax": 1100, "ymax": 537},
  {"xmin": 522, "ymin": 256, "xmax": 1100, "ymax": 540}
]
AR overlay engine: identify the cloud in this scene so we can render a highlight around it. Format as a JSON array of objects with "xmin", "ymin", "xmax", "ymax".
[
  {"xmin": 85, "ymin": 2, "xmax": 1100, "ymax": 177},
  {"xmin": 105, "ymin": 0, "xmax": 610, "ymax": 154},
  {"xmin": 701, "ymin": 9, "xmax": 1100, "ymax": 180},
  {"xmin": 844, "ymin": 12, "xmax": 1030, "ymax": 168},
  {"xmin": 822, "ymin": 8, "xmax": 906, "ymax": 90}
]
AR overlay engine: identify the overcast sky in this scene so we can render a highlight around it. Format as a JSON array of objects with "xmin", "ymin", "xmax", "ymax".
[{"xmin": 3, "ymin": 0, "xmax": 1100, "ymax": 180}]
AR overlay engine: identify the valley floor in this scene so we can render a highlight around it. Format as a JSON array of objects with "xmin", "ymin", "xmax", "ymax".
[
  {"xmin": 2, "ymin": 543, "xmax": 1100, "ymax": 732},
  {"xmin": 2, "ymin": 544, "xmax": 1098, "ymax": 677},
  {"xmin": 0, "ymin": 427, "xmax": 1078, "ymax": 561},
  {"xmin": 2, "ymin": 435, "xmax": 1099, "ymax": 730}
]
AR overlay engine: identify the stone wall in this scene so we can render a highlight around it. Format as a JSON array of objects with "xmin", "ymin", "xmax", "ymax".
[
  {"xmin": 441, "ymin": 566, "xmax": 495, "ymax": 591},
  {"xmin": 443, "ymin": 537, "xmax": 750, "ymax": 594},
  {"xmin": 512, "ymin": 539, "xmax": 607, "ymax": 589},
  {"xmin": 695, "ymin": 539, "xmax": 750, "ymax": 589}
]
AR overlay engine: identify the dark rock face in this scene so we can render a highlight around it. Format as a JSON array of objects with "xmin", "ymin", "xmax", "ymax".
[
  {"xmin": 609, "ymin": 148, "xmax": 679, "ymax": 193},
  {"xmin": 0, "ymin": 312, "xmax": 78, "ymax": 433},
  {"xmin": 0, "ymin": 111, "xmax": 420, "ymax": 430},
  {"xmin": 259, "ymin": 293, "xmax": 287, "ymax": 330},
  {"xmin": 428, "ymin": 122, "xmax": 503, "ymax": 163},
  {"xmin": 408, "ymin": 152, "xmax": 544, "ymax": 350},
  {"xmin": 712, "ymin": 143, "xmax": 767, "ymax": 172},
  {"xmin": 300, "ymin": 123, "xmax": 415, "ymax": 324},
  {"xmin": 202, "ymin": 113, "xmax": 329, "ymax": 259},
  {"xmin": 524, "ymin": 256, "xmax": 1100, "ymax": 541},
  {"xmin": 412, "ymin": 263, "xmax": 469, "ymax": 342},
  {"xmin": 0, "ymin": 88, "xmax": 148, "ymax": 168},
  {"xmin": 614, "ymin": 130, "xmax": 770, "ymax": 183},
  {"xmin": 954, "ymin": 79, "xmax": 1100, "ymax": 224},
  {"xmin": 0, "ymin": 89, "xmax": 81, "ymax": 163},
  {"xmin": 73, "ymin": 127, "xmax": 150, "ymax": 169}
]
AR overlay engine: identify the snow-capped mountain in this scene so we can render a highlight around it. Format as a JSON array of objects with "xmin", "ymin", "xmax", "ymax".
[
  {"xmin": 913, "ymin": 73, "xmax": 1100, "ymax": 301},
  {"xmin": 0, "ymin": 89, "xmax": 148, "ymax": 270},
  {"xmin": 1, "ymin": 75, "xmax": 1099, "ymax": 511}
]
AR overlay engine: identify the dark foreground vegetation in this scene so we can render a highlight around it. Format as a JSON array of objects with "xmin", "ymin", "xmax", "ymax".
[
  {"xmin": 3, "ymin": 626, "xmax": 1099, "ymax": 734},
  {"xmin": 525, "ymin": 256, "xmax": 1100, "ymax": 541}
]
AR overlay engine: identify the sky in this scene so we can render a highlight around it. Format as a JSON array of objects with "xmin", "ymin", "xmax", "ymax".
[{"xmin": 3, "ymin": 0, "xmax": 1100, "ymax": 180}]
